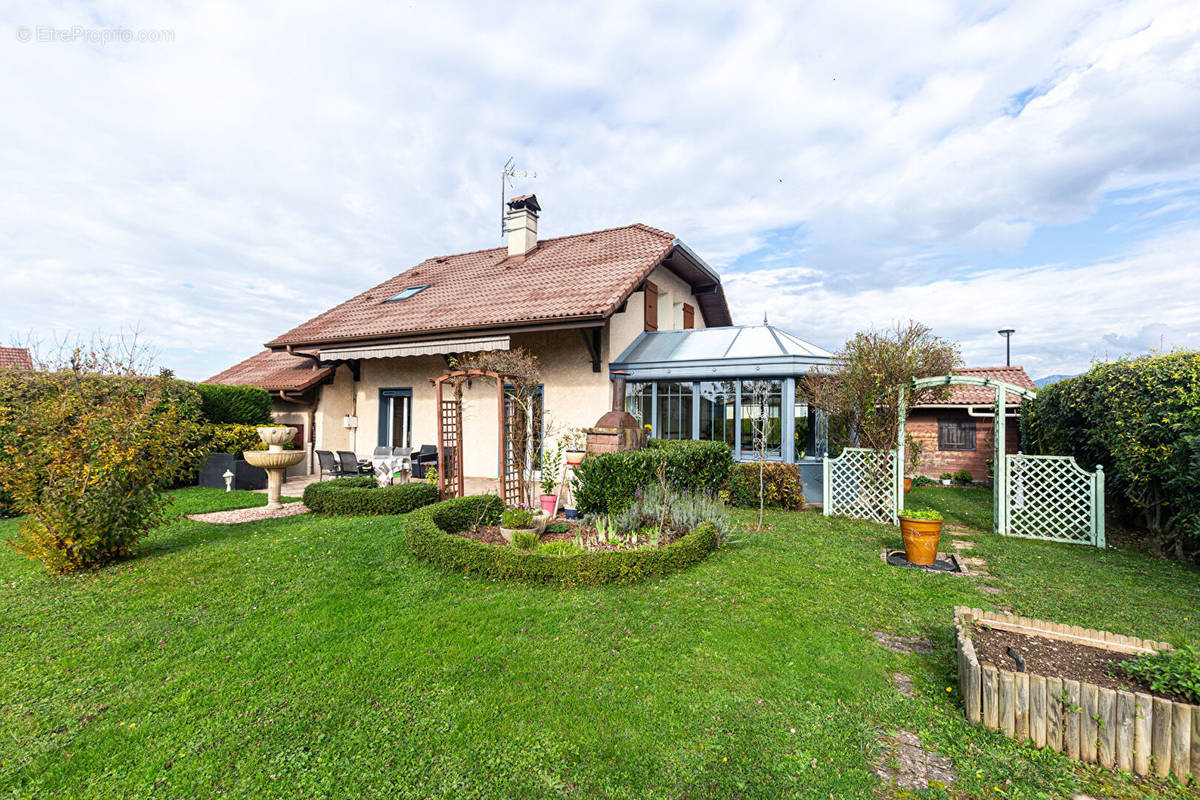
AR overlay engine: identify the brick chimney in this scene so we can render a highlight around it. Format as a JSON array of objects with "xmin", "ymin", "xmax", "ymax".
[{"xmin": 505, "ymin": 194, "xmax": 540, "ymax": 258}]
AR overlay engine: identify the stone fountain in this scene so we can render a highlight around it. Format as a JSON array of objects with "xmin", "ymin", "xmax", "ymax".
[{"xmin": 242, "ymin": 426, "xmax": 306, "ymax": 510}]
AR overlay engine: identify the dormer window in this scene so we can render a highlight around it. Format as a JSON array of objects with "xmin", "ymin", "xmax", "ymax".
[{"xmin": 384, "ymin": 284, "xmax": 430, "ymax": 303}]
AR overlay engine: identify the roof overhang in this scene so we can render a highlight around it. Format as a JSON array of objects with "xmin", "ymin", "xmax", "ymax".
[
  {"xmin": 320, "ymin": 335, "xmax": 510, "ymax": 361},
  {"xmin": 660, "ymin": 241, "xmax": 733, "ymax": 327}
]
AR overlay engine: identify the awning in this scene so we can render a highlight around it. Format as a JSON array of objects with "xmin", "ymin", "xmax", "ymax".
[{"xmin": 320, "ymin": 335, "xmax": 510, "ymax": 361}]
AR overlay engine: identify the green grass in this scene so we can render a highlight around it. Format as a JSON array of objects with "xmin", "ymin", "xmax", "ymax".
[
  {"xmin": 0, "ymin": 488, "xmax": 1197, "ymax": 799},
  {"xmin": 908, "ymin": 484, "xmax": 994, "ymax": 531}
]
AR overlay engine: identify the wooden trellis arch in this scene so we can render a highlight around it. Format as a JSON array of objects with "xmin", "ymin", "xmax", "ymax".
[{"xmin": 429, "ymin": 369, "xmax": 525, "ymax": 506}]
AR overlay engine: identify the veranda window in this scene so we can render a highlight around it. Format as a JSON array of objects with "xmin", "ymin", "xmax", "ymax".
[
  {"xmin": 626, "ymin": 382, "xmax": 652, "ymax": 428},
  {"xmin": 698, "ymin": 381, "xmax": 736, "ymax": 447},
  {"xmin": 656, "ymin": 381, "xmax": 694, "ymax": 440},
  {"xmin": 739, "ymin": 379, "xmax": 782, "ymax": 457}
]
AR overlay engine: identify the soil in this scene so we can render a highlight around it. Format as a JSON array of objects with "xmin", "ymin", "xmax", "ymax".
[{"xmin": 969, "ymin": 623, "xmax": 1188, "ymax": 703}]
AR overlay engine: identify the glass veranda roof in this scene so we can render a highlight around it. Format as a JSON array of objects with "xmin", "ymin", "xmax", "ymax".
[{"xmin": 612, "ymin": 324, "xmax": 835, "ymax": 379}]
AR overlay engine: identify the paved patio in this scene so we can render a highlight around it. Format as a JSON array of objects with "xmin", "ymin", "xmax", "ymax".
[{"xmin": 261, "ymin": 473, "xmax": 501, "ymax": 498}]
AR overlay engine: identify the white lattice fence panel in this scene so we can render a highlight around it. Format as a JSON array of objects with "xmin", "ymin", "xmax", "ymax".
[
  {"xmin": 1006, "ymin": 454, "xmax": 1102, "ymax": 546},
  {"xmin": 823, "ymin": 448, "xmax": 897, "ymax": 524}
]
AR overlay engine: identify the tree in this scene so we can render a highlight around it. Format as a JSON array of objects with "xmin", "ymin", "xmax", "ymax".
[
  {"xmin": 803, "ymin": 321, "xmax": 961, "ymax": 454},
  {"xmin": 743, "ymin": 379, "xmax": 776, "ymax": 528}
]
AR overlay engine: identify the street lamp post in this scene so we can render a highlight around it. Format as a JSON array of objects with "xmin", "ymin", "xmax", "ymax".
[{"xmin": 998, "ymin": 329, "xmax": 1015, "ymax": 366}]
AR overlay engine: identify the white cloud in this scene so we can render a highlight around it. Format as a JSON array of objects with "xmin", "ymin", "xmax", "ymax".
[{"xmin": 0, "ymin": 0, "xmax": 1198, "ymax": 378}]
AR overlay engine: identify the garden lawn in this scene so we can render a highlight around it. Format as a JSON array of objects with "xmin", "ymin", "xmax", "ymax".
[{"xmin": 1, "ymin": 488, "xmax": 1197, "ymax": 799}]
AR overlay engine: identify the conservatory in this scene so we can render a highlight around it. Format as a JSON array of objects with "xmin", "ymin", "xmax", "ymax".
[{"xmin": 609, "ymin": 323, "xmax": 837, "ymax": 495}]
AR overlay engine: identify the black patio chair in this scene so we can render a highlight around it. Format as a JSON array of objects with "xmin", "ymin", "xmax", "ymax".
[
  {"xmin": 411, "ymin": 445, "xmax": 438, "ymax": 478},
  {"xmin": 372, "ymin": 446, "xmax": 392, "ymax": 458},
  {"xmin": 316, "ymin": 450, "xmax": 340, "ymax": 481},
  {"xmin": 337, "ymin": 451, "xmax": 369, "ymax": 476}
]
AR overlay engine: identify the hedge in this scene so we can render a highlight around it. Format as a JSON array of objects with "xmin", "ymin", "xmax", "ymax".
[
  {"xmin": 726, "ymin": 462, "xmax": 806, "ymax": 510},
  {"xmin": 195, "ymin": 383, "xmax": 273, "ymax": 425},
  {"xmin": 404, "ymin": 494, "xmax": 720, "ymax": 586},
  {"xmin": 1021, "ymin": 351, "xmax": 1200, "ymax": 561},
  {"xmin": 303, "ymin": 477, "xmax": 439, "ymax": 516},
  {"xmin": 571, "ymin": 439, "xmax": 735, "ymax": 515}
]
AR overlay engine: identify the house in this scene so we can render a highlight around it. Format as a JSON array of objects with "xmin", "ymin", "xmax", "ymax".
[
  {"xmin": 0, "ymin": 347, "xmax": 33, "ymax": 370},
  {"xmin": 208, "ymin": 195, "xmax": 839, "ymax": 493},
  {"xmin": 905, "ymin": 366, "xmax": 1036, "ymax": 481}
]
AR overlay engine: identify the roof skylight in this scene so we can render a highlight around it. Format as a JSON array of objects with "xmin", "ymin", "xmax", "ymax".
[{"xmin": 384, "ymin": 284, "xmax": 430, "ymax": 303}]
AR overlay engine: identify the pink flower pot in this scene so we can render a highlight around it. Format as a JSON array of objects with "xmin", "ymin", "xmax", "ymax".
[{"xmin": 540, "ymin": 494, "xmax": 557, "ymax": 514}]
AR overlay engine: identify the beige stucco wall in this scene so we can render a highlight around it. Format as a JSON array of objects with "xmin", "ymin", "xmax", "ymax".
[
  {"xmin": 270, "ymin": 399, "xmax": 312, "ymax": 476},
  {"xmin": 308, "ymin": 263, "xmax": 711, "ymax": 478}
]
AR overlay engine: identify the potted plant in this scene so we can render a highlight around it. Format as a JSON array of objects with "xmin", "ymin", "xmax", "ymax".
[
  {"xmin": 940, "ymin": 472, "xmax": 953, "ymax": 486},
  {"xmin": 564, "ymin": 427, "xmax": 587, "ymax": 467},
  {"xmin": 954, "ymin": 470, "xmax": 973, "ymax": 486},
  {"xmin": 500, "ymin": 505, "xmax": 538, "ymax": 544},
  {"xmin": 897, "ymin": 507, "xmax": 944, "ymax": 565},
  {"xmin": 538, "ymin": 440, "xmax": 565, "ymax": 515}
]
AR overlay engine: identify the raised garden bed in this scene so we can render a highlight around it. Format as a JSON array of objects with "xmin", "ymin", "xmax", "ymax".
[{"xmin": 955, "ymin": 606, "xmax": 1200, "ymax": 781}]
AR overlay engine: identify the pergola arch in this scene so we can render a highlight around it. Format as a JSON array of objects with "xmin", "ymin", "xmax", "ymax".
[
  {"xmin": 896, "ymin": 374, "xmax": 1037, "ymax": 535},
  {"xmin": 429, "ymin": 368, "xmax": 526, "ymax": 506}
]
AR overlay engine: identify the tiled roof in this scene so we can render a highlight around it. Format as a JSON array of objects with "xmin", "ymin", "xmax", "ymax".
[
  {"xmin": 914, "ymin": 366, "xmax": 1037, "ymax": 407},
  {"xmin": 0, "ymin": 347, "xmax": 33, "ymax": 369},
  {"xmin": 204, "ymin": 349, "xmax": 332, "ymax": 392},
  {"xmin": 266, "ymin": 223, "xmax": 681, "ymax": 347}
]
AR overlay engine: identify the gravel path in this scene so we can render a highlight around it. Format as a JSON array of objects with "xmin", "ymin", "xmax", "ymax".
[{"xmin": 186, "ymin": 503, "xmax": 310, "ymax": 525}]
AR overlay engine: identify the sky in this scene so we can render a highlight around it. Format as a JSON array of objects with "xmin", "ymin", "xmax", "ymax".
[{"xmin": 2, "ymin": 0, "xmax": 1199, "ymax": 382}]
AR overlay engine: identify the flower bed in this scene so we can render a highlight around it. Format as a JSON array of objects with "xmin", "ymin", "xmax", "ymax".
[
  {"xmin": 955, "ymin": 606, "xmax": 1200, "ymax": 781},
  {"xmin": 404, "ymin": 494, "xmax": 720, "ymax": 586},
  {"xmin": 302, "ymin": 476, "xmax": 439, "ymax": 516}
]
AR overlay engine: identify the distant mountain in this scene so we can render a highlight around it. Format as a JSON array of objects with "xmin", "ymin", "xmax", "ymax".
[{"xmin": 1035, "ymin": 374, "xmax": 1079, "ymax": 387}]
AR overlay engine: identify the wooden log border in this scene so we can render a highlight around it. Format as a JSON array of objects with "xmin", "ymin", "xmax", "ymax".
[{"xmin": 953, "ymin": 606, "xmax": 1199, "ymax": 781}]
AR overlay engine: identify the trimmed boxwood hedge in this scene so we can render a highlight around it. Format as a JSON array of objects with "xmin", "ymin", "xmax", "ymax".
[
  {"xmin": 405, "ymin": 494, "xmax": 720, "ymax": 586},
  {"xmin": 303, "ymin": 476, "xmax": 439, "ymax": 516},
  {"xmin": 571, "ymin": 439, "xmax": 735, "ymax": 515}
]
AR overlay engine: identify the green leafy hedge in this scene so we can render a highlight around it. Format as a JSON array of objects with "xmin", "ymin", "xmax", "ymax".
[
  {"xmin": 202, "ymin": 423, "xmax": 270, "ymax": 460},
  {"xmin": 303, "ymin": 477, "xmax": 439, "ymax": 516},
  {"xmin": 405, "ymin": 494, "xmax": 719, "ymax": 586},
  {"xmin": 725, "ymin": 462, "xmax": 805, "ymax": 510},
  {"xmin": 571, "ymin": 439, "xmax": 735, "ymax": 515},
  {"xmin": 195, "ymin": 383, "xmax": 273, "ymax": 425},
  {"xmin": 1022, "ymin": 351, "xmax": 1200, "ymax": 561}
]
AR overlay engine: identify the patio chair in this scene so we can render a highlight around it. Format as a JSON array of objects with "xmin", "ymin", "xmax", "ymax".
[
  {"xmin": 373, "ymin": 446, "xmax": 392, "ymax": 458},
  {"xmin": 337, "ymin": 451, "xmax": 369, "ymax": 476},
  {"xmin": 316, "ymin": 450, "xmax": 340, "ymax": 481},
  {"xmin": 411, "ymin": 444, "xmax": 437, "ymax": 478}
]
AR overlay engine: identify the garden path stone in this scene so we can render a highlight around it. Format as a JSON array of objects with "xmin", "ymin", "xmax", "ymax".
[
  {"xmin": 873, "ymin": 729, "xmax": 955, "ymax": 790},
  {"xmin": 872, "ymin": 632, "xmax": 933, "ymax": 655},
  {"xmin": 186, "ymin": 503, "xmax": 310, "ymax": 525},
  {"xmin": 891, "ymin": 673, "xmax": 916, "ymax": 697},
  {"xmin": 949, "ymin": 540, "xmax": 975, "ymax": 550}
]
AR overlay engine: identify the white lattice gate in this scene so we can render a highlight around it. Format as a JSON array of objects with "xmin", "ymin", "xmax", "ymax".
[
  {"xmin": 822, "ymin": 448, "xmax": 900, "ymax": 524},
  {"xmin": 1005, "ymin": 454, "xmax": 1105, "ymax": 547}
]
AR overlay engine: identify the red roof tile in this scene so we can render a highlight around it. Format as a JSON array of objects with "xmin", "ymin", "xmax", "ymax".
[
  {"xmin": 266, "ymin": 223, "xmax": 683, "ymax": 347},
  {"xmin": 204, "ymin": 349, "xmax": 332, "ymax": 392},
  {"xmin": 0, "ymin": 347, "xmax": 33, "ymax": 369},
  {"xmin": 914, "ymin": 366, "xmax": 1037, "ymax": 407}
]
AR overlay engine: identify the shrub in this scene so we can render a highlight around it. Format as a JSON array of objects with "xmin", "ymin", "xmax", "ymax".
[
  {"xmin": 512, "ymin": 530, "xmax": 539, "ymax": 550},
  {"xmin": 571, "ymin": 439, "xmax": 734, "ymax": 515},
  {"xmin": 1022, "ymin": 351, "xmax": 1200, "ymax": 561},
  {"xmin": 0, "ymin": 368, "xmax": 202, "ymax": 572},
  {"xmin": 202, "ymin": 423, "xmax": 269, "ymax": 459},
  {"xmin": 302, "ymin": 477, "xmax": 438, "ymax": 516},
  {"xmin": 1115, "ymin": 646, "xmax": 1200, "ymax": 704},
  {"xmin": 899, "ymin": 507, "xmax": 943, "ymax": 521},
  {"xmin": 194, "ymin": 383, "xmax": 272, "ymax": 425},
  {"xmin": 725, "ymin": 462, "xmax": 805, "ymax": 510},
  {"xmin": 953, "ymin": 470, "xmax": 973, "ymax": 485},
  {"xmin": 405, "ymin": 495, "xmax": 719, "ymax": 586}
]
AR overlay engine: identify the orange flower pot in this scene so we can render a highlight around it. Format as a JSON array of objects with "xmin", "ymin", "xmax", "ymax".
[
  {"xmin": 903, "ymin": 477, "xmax": 912, "ymax": 493},
  {"xmin": 899, "ymin": 516, "xmax": 943, "ymax": 565}
]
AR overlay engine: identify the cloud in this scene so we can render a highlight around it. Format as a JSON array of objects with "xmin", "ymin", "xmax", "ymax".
[{"xmin": 0, "ymin": 0, "xmax": 1198, "ymax": 379}]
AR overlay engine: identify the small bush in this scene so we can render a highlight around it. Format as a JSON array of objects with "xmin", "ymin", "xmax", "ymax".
[
  {"xmin": 512, "ymin": 530, "xmax": 539, "ymax": 550},
  {"xmin": 302, "ymin": 478, "xmax": 438, "ymax": 516},
  {"xmin": 571, "ymin": 439, "xmax": 734, "ymax": 515},
  {"xmin": 405, "ymin": 495, "xmax": 719, "ymax": 586},
  {"xmin": 500, "ymin": 506, "xmax": 534, "ymax": 529},
  {"xmin": 911, "ymin": 475, "xmax": 935, "ymax": 488},
  {"xmin": 898, "ymin": 507, "xmax": 943, "ymax": 521},
  {"xmin": 195, "ymin": 383, "xmax": 272, "ymax": 425},
  {"xmin": 1115, "ymin": 646, "xmax": 1200, "ymax": 704},
  {"xmin": 202, "ymin": 423, "xmax": 269, "ymax": 460},
  {"xmin": 725, "ymin": 462, "xmax": 805, "ymax": 510},
  {"xmin": 953, "ymin": 470, "xmax": 973, "ymax": 485}
]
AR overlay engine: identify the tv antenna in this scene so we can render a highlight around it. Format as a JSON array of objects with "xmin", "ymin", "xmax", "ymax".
[{"xmin": 501, "ymin": 157, "xmax": 537, "ymax": 236}]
